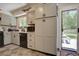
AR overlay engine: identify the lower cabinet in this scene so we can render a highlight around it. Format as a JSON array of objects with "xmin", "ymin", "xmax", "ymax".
[
  {"xmin": 20, "ymin": 33, "xmax": 27, "ymax": 48},
  {"xmin": 12, "ymin": 31, "xmax": 20, "ymax": 45},
  {"xmin": 4, "ymin": 32, "xmax": 11, "ymax": 45},
  {"xmin": 35, "ymin": 35, "xmax": 56, "ymax": 55},
  {"xmin": 43, "ymin": 36, "xmax": 56, "ymax": 54},
  {"xmin": 27, "ymin": 33, "xmax": 56, "ymax": 55},
  {"xmin": 27, "ymin": 33, "xmax": 35, "ymax": 49},
  {"xmin": 35, "ymin": 36, "xmax": 44, "ymax": 51}
]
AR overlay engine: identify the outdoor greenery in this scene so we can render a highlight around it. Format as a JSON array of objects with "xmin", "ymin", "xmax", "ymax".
[
  {"xmin": 63, "ymin": 10, "xmax": 77, "ymax": 29},
  {"xmin": 62, "ymin": 10, "xmax": 77, "ymax": 39}
]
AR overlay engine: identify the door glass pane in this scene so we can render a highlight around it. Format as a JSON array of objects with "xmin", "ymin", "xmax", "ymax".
[{"xmin": 62, "ymin": 10, "xmax": 77, "ymax": 51}]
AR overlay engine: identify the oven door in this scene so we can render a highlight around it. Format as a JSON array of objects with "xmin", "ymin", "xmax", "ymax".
[{"xmin": 27, "ymin": 27, "xmax": 35, "ymax": 32}]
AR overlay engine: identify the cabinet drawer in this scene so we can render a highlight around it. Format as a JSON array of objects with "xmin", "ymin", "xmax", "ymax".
[
  {"xmin": 28, "ymin": 38, "xmax": 35, "ymax": 44},
  {"xmin": 28, "ymin": 33, "xmax": 35, "ymax": 38},
  {"xmin": 28, "ymin": 44, "xmax": 33, "ymax": 48},
  {"xmin": 28, "ymin": 42, "xmax": 35, "ymax": 49},
  {"xmin": 27, "ymin": 33, "xmax": 35, "ymax": 41},
  {"xmin": 28, "ymin": 38, "xmax": 35, "ymax": 49}
]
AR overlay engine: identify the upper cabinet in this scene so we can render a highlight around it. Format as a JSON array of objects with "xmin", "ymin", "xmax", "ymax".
[
  {"xmin": 34, "ymin": 3, "xmax": 57, "ymax": 19},
  {"xmin": 1, "ymin": 14, "xmax": 16, "ymax": 26},
  {"xmin": 34, "ymin": 4, "xmax": 44, "ymax": 19},
  {"xmin": 10, "ymin": 17, "xmax": 16, "ymax": 26},
  {"xmin": 27, "ymin": 10, "xmax": 35, "ymax": 24},
  {"xmin": 43, "ymin": 4, "xmax": 57, "ymax": 17},
  {"xmin": 1, "ymin": 14, "xmax": 9, "ymax": 25}
]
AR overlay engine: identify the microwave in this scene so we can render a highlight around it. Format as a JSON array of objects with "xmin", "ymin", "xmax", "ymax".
[{"xmin": 27, "ymin": 24, "xmax": 35, "ymax": 32}]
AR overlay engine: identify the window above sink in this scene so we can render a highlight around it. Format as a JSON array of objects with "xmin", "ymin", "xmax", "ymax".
[{"xmin": 16, "ymin": 15, "xmax": 28, "ymax": 28}]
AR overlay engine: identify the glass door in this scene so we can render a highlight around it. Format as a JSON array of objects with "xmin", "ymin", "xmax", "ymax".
[{"xmin": 61, "ymin": 9, "xmax": 77, "ymax": 51}]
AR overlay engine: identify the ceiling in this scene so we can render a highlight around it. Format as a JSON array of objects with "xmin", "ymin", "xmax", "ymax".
[{"xmin": 0, "ymin": 3, "xmax": 27, "ymax": 11}]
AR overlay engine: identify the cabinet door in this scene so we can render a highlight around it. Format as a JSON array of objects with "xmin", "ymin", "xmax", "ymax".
[
  {"xmin": 42, "ymin": 17, "xmax": 57, "ymax": 36},
  {"xmin": 35, "ymin": 4, "xmax": 44, "ymax": 18},
  {"xmin": 15, "ymin": 32, "xmax": 20, "ymax": 45},
  {"xmin": 44, "ymin": 3, "xmax": 57, "ymax": 17},
  {"xmin": 4, "ymin": 32, "xmax": 11, "ymax": 45},
  {"xmin": 4, "ymin": 27, "xmax": 11, "ymax": 45},
  {"xmin": 35, "ymin": 19, "xmax": 44, "ymax": 36},
  {"xmin": 35, "ymin": 35, "xmax": 44, "ymax": 51},
  {"xmin": 1, "ymin": 14, "xmax": 11, "ymax": 25},
  {"xmin": 12, "ymin": 32, "xmax": 19, "ymax": 45},
  {"xmin": 43, "ymin": 36, "xmax": 56, "ymax": 55},
  {"xmin": 27, "ymin": 11, "xmax": 35, "ymax": 24},
  {"xmin": 10, "ymin": 17, "xmax": 16, "ymax": 26}
]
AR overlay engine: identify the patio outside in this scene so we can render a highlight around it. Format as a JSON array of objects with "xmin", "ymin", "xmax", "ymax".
[{"xmin": 62, "ymin": 10, "xmax": 77, "ymax": 51}]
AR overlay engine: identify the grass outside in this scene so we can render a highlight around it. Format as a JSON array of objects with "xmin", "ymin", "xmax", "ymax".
[
  {"xmin": 66, "ymin": 34, "xmax": 77, "ymax": 39},
  {"xmin": 63, "ymin": 29, "xmax": 77, "ymax": 39}
]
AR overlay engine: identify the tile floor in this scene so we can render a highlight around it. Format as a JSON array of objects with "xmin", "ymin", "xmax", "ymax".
[
  {"xmin": 1, "ymin": 44, "xmax": 78, "ymax": 56},
  {"xmin": 0, "ymin": 44, "xmax": 47, "ymax": 56}
]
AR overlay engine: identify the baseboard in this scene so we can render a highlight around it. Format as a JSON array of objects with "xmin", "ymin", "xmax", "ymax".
[
  {"xmin": 4, "ymin": 43, "xmax": 13, "ymax": 46},
  {"xmin": 27, "ymin": 48, "xmax": 56, "ymax": 56},
  {"xmin": 11, "ymin": 43, "xmax": 20, "ymax": 46}
]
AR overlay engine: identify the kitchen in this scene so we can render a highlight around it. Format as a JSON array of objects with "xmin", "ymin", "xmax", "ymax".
[{"xmin": 0, "ymin": 3, "xmax": 57, "ymax": 56}]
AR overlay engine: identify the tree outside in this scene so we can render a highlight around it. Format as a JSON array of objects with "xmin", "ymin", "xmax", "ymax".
[{"xmin": 62, "ymin": 10, "xmax": 77, "ymax": 39}]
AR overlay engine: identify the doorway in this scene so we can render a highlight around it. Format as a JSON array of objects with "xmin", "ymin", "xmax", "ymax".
[{"xmin": 61, "ymin": 9, "xmax": 77, "ymax": 55}]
